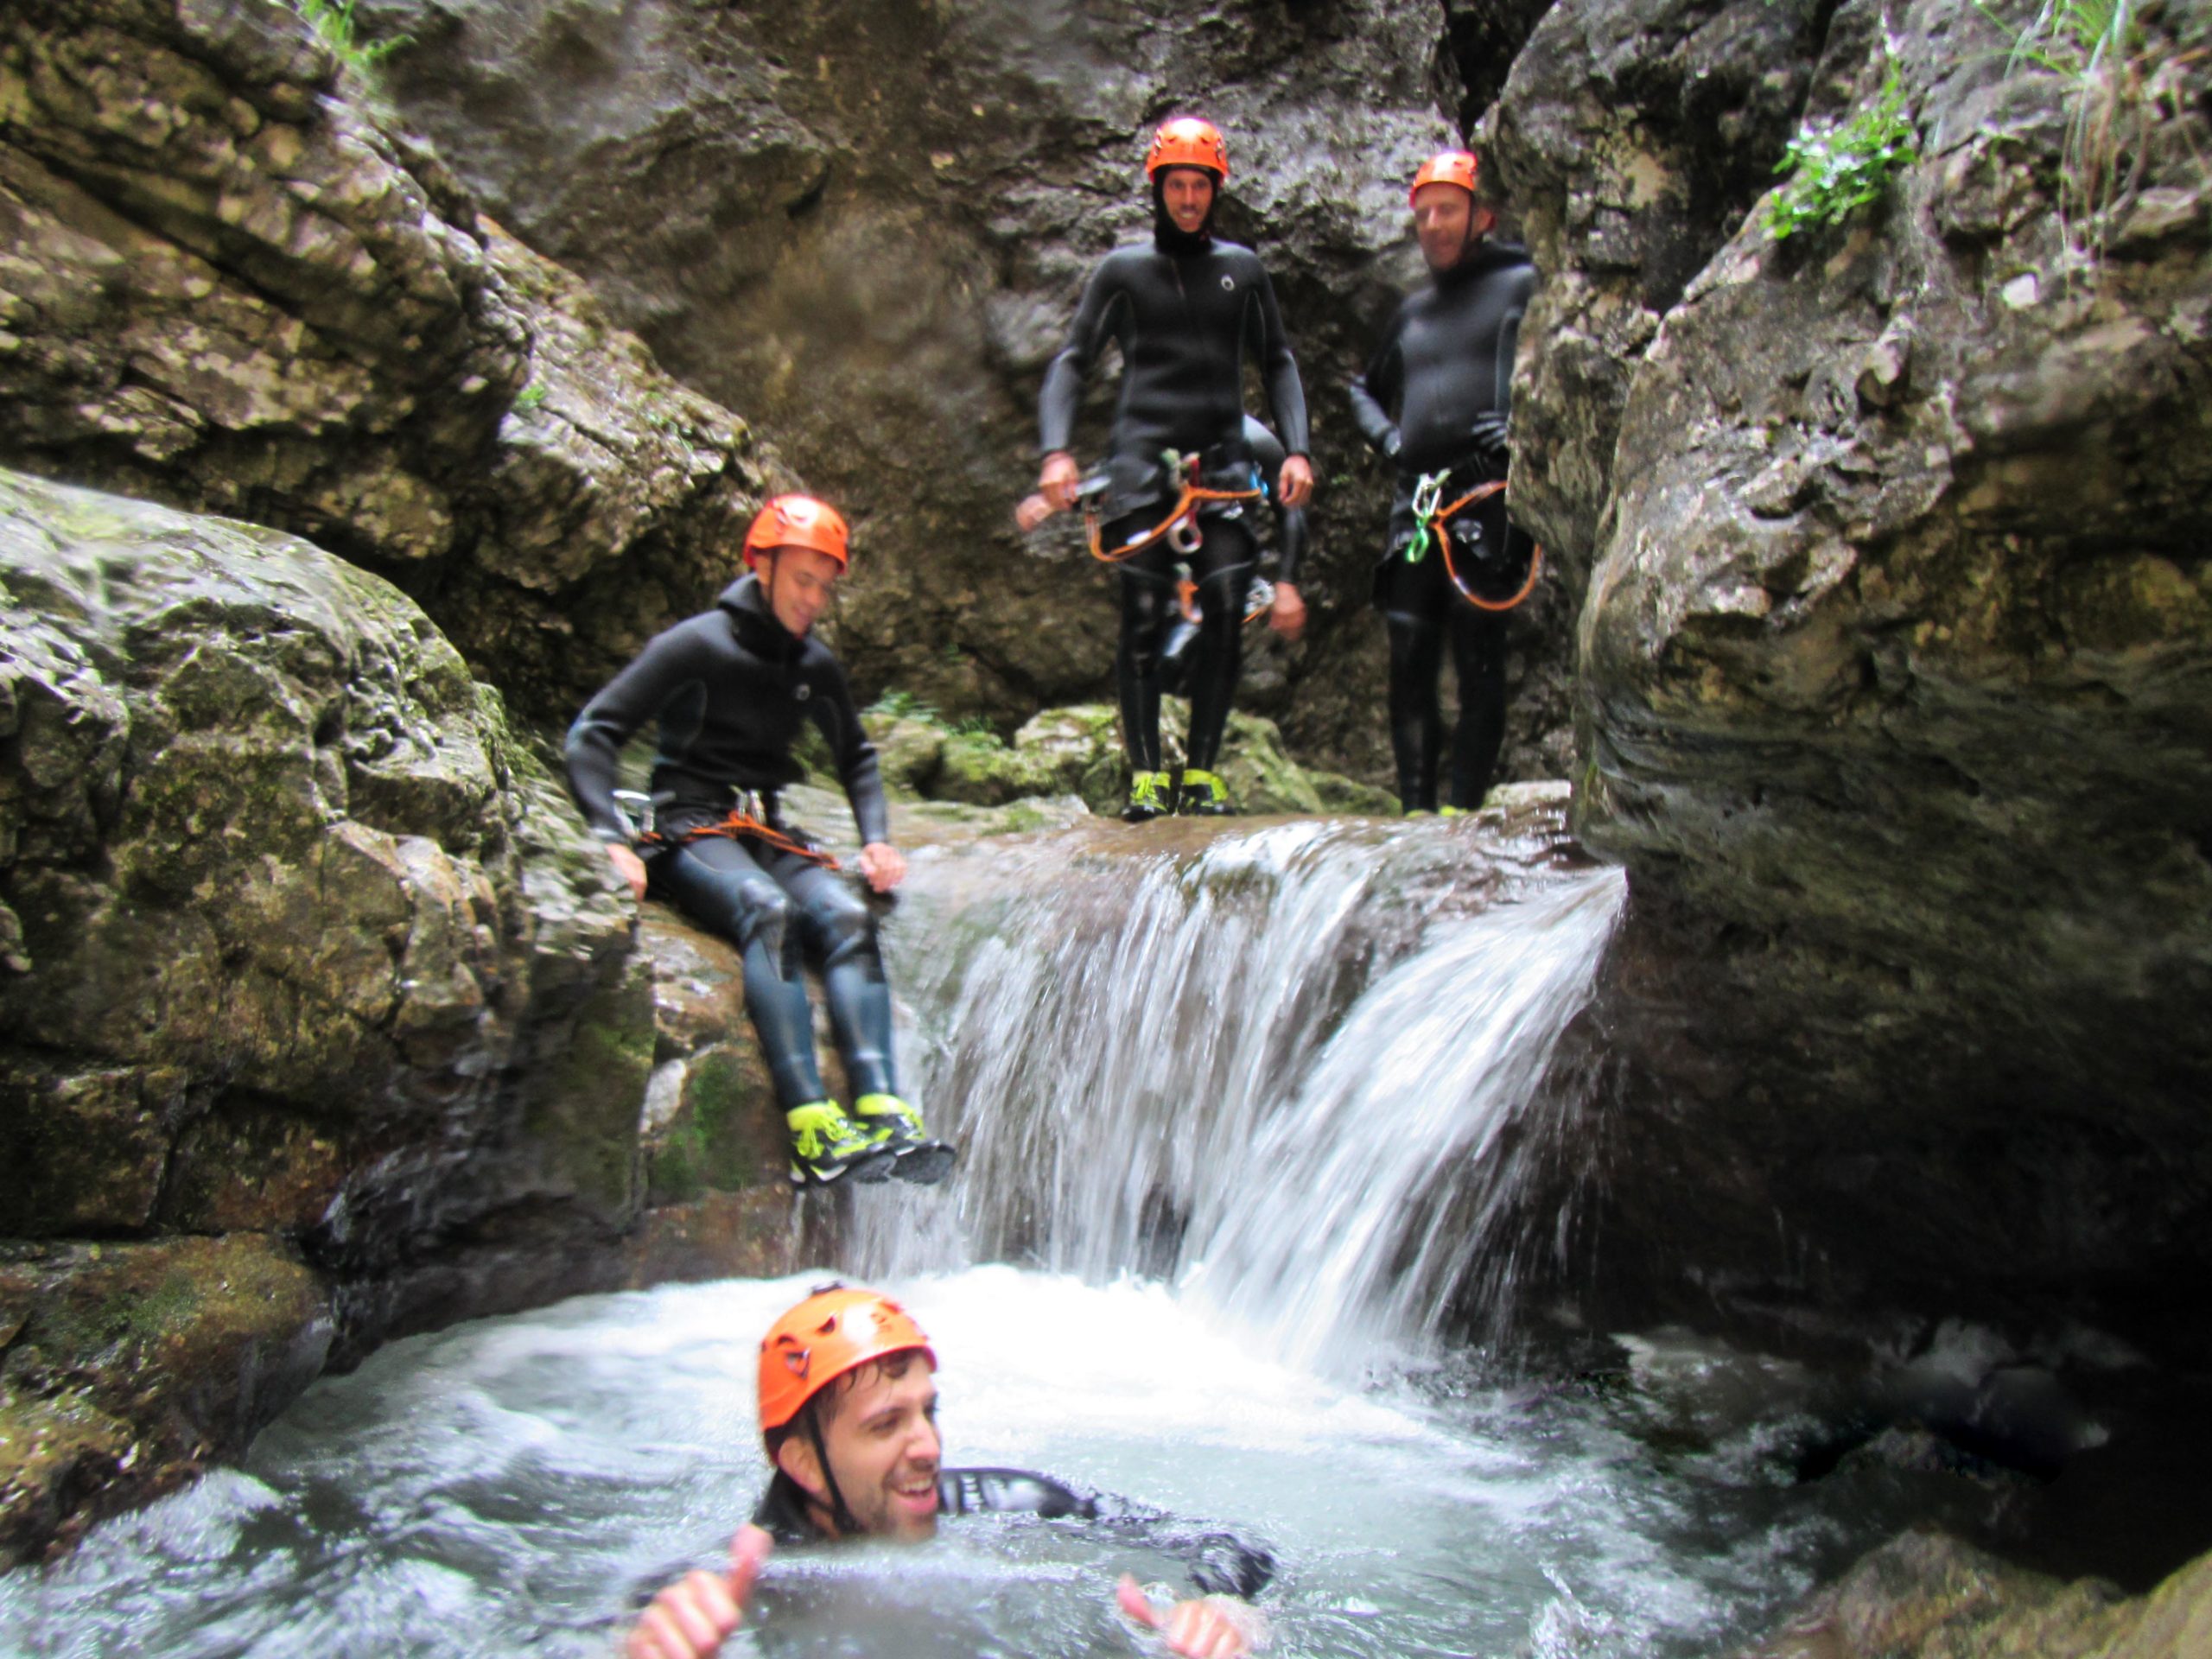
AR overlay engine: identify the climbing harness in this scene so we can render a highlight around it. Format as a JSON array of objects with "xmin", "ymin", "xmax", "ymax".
[
  {"xmin": 1403, "ymin": 470, "xmax": 1543, "ymax": 613},
  {"xmin": 1086, "ymin": 450, "xmax": 1263, "ymax": 565},
  {"xmin": 632, "ymin": 791, "xmax": 842, "ymax": 872}
]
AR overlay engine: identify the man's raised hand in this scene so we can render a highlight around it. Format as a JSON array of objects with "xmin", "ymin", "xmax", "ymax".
[
  {"xmin": 625, "ymin": 1527, "xmax": 771, "ymax": 1659},
  {"xmin": 1116, "ymin": 1573, "xmax": 1267, "ymax": 1658}
]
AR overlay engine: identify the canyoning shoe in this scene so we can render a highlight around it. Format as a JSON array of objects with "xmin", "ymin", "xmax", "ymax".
[
  {"xmin": 786, "ymin": 1101, "xmax": 895, "ymax": 1186},
  {"xmin": 854, "ymin": 1093, "xmax": 958, "ymax": 1185},
  {"xmin": 1124, "ymin": 770, "xmax": 1172, "ymax": 823},
  {"xmin": 1173, "ymin": 767, "xmax": 1234, "ymax": 817}
]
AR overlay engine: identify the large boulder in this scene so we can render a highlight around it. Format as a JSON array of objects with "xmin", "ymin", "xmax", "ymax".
[
  {"xmin": 1491, "ymin": 0, "xmax": 1844, "ymax": 584},
  {"xmin": 348, "ymin": 0, "xmax": 1576, "ymax": 785},
  {"xmin": 0, "ymin": 0, "xmax": 780, "ymax": 723},
  {"xmin": 1566, "ymin": 0, "xmax": 2212, "ymax": 1355},
  {"xmin": 0, "ymin": 467, "xmax": 802, "ymax": 1556}
]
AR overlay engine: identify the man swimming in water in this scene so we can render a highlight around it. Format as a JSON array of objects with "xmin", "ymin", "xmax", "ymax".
[{"xmin": 624, "ymin": 1286, "xmax": 1271, "ymax": 1658}]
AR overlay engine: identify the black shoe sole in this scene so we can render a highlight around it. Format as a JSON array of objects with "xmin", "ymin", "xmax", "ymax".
[
  {"xmin": 890, "ymin": 1142, "xmax": 958, "ymax": 1185},
  {"xmin": 790, "ymin": 1149, "xmax": 897, "ymax": 1187}
]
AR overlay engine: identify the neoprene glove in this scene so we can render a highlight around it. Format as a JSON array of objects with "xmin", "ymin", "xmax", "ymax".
[
  {"xmin": 1469, "ymin": 410, "xmax": 1510, "ymax": 466},
  {"xmin": 1382, "ymin": 428, "xmax": 1403, "ymax": 461}
]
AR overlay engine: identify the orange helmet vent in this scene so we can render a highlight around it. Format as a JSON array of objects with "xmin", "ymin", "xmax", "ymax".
[
  {"xmin": 742, "ymin": 493, "xmax": 851, "ymax": 570},
  {"xmin": 757, "ymin": 1287, "xmax": 935, "ymax": 1439},
  {"xmin": 1409, "ymin": 149, "xmax": 1481, "ymax": 206},
  {"xmin": 1146, "ymin": 117, "xmax": 1230, "ymax": 181}
]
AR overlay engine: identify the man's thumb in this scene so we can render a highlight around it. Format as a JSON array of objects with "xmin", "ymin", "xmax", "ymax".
[
  {"xmin": 1116, "ymin": 1573, "xmax": 1162, "ymax": 1629},
  {"xmin": 729, "ymin": 1526, "xmax": 772, "ymax": 1605}
]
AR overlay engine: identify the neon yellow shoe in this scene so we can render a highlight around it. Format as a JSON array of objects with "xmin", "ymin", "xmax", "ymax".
[
  {"xmin": 1174, "ymin": 766, "xmax": 1234, "ymax": 817},
  {"xmin": 1124, "ymin": 770, "xmax": 1172, "ymax": 823},
  {"xmin": 785, "ymin": 1101, "xmax": 894, "ymax": 1186},
  {"xmin": 854, "ymin": 1094, "xmax": 957, "ymax": 1185}
]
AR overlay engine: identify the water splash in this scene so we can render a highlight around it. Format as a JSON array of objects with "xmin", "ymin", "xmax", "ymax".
[{"xmin": 857, "ymin": 810, "xmax": 1625, "ymax": 1369}]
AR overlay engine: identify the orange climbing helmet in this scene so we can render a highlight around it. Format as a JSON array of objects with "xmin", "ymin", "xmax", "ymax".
[
  {"xmin": 758, "ymin": 1286, "xmax": 936, "ymax": 1440},
  {"xmin": 1409, "ymin": 148, "xmax": 1481, "ymax": 206},
  {"xmin": 1146, "ymin": 117, "xmax": 1230, "ymax": 181},
  {"xmin": 742, "ymin": 493, "xmax": 850, "ymax": 571}
]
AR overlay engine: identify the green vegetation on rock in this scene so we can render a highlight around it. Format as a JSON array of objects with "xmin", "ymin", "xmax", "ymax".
[
  {"xmin": 289, "ymin": 0, "xmax": 407, "ymax": 75},
  {"xmin": 1766, "ymin": 68, "xmax": 1918, "ymax": 240}
]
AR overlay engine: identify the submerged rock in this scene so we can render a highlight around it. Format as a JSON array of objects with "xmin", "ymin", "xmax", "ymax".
[
  {"xmin": 1745, "ymin": 1529, "xmax": 2212, "ymax": 1658},
  {"xmin": 0, "ymin": 1236, "xmax": 328, "ymax": 1563}
]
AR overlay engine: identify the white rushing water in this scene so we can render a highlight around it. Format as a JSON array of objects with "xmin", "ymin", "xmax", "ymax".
[
  {"xmin": 2, "ymin": 815, "xmax": 1977, "ymax": 1656},
  {"xmin": 0, "ymin": 1267, "xmax": 1948, "ymax": 1659},
  {"xmin": 855, "ymin": 817, "xmax": 1624, "ymax": 1370}
]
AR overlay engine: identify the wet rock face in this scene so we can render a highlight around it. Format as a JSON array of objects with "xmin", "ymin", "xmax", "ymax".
[
  {"xmin": 1491, "ymin": 0, "xmax": 1841, "ymax": 585},
  {"xmin": 0, "ymin": 1237, "xmax": 328, "ymax": 1562},
  {"xmin": 0, "ymin": 0, "xmax": 776, "ymax": 723},
  {"xmin": 1743, "ymin": 1529, "xmax": 2212, "ymax": 1658},
  {"xmin": 0, "ymin": 468, "xmax": 801, "ymax": 1554},
  {"xmin": 1567, "ymin": 0, "xmax": 2212, "ymax": 1352},
  {"xmin": 353, "ymin": 0, "xmax": 1577, "ymax": 783}
]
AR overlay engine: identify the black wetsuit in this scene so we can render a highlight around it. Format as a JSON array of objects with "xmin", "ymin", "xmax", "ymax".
[
  {"xmin": 1039, "ymin": 212, "xmax": 1310, "ymax": 777},
  {"xmin": 1348, "ymin": 240, "xmax": 1537, "ymax": 812},
  {"xmin": 751, "ymin": 1468, "xmax": 1275, "ymax": 1600},
  {"xmin": 564, "ymin": 575, "xmax": 897, "ymax": 1110},
  {"xmin": 1159, "ymin": 416, "xmax": 1307, "ymax": 695}
]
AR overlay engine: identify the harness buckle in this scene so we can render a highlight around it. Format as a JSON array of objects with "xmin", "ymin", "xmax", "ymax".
[{"xmin": 611, "ymin": 789, "xmax": 656, "ymax": 842}]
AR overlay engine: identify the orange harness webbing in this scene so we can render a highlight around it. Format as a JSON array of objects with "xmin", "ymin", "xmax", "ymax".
[
  {"xmin": 640, "ymin": 810, "xmax": 841, "ymax": 872},
  {"xmin": 1425, "ymin": 479, "xmax": 1544, "ymax": 613},
  {"xmin": 1085, "ymin": 475, "xmax": 1264, "ymax": 564}
]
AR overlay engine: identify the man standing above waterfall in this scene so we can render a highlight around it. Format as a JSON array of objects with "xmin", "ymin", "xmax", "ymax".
[
  {"xmin": 1034, "ymin": 116, "xmax": 1314, "ymax": 821},
  {"xmin": 625, "ymin": 1285, "xmax": 1272, "ymax": 1659},
  {"xmin": 565, "ymin": 496, "xmax": 955, "ymax": 1189},
  {"xmin": 1349, "ymin": 149, "xmax": 1540, "ymax": 816}
]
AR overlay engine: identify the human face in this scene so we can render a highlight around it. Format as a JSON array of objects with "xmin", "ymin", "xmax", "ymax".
[
  {"xmin": 1160, "ymin": 167, "xmax": 1217, "ymax": 235},
  {"xmin": 1413, "ymin": 182, "xmax": 1492, "ymax": 272},
  {"xmin": 783, "ymin": 1354, "xmax": 943, "ymax": 1541},
  {"xmin": 760, "ymin": 543, "xmax": 843, "ymax": 638}
]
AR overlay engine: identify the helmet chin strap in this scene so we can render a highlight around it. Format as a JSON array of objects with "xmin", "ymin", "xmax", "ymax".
[{"xmin": 805, "ymin": 1408, "xmax": 865, "ymax": 1538}]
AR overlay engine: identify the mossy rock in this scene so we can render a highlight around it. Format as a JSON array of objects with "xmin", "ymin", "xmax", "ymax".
[
  {"xmin": 867, "ymin": 715, "xmax": 949, "ymax": 795},
  {"xmin": 0, "ymin": 1236, "xmax": 330, "ymax": 1564},
  {"xmin": 642, "ymin": 1042, "xmax": 783, "ymax": 1205},
  {"xmin": 933, "ymin": 730, "xmax": 1066, "ymax": 806}
]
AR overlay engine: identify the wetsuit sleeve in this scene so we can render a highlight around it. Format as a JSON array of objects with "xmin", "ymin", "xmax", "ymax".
[
  {"xmin": 564, "ymin": 627, "xmax": 705, "ymax": 843},
  {"xmin": 1039, "ymin": 260, "xmax": 1128, "ymax": 457},
  {"xmin": 941, "ymin": 1468, "xmax": 1276, "ymax": 1601},
  {"xmin": 1248, "ymin": 264, "xmax": 1310, "ymax": 459},
  {"xmin": 1274, "ymin": 502, "xmax": 1309, "ymax": 587},
  {"xmin": 1348, "ymin": 307, "xmax": 1405, "ymax": 459},
  {"xmin": 811, "ymin": 660, "xmax": 890, "ymax": 846},
  {"xmin": 1494, "ymin": 264, "xmax": 1538, "ymax": 417}
]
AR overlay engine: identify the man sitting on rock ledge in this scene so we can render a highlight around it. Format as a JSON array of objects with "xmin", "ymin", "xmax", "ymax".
[{"xmin": 565, "ymin": 495, "xmax": 955, "ymax": 1188}]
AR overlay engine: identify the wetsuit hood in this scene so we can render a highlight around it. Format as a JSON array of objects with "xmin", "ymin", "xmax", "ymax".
[
  {"xmin": 1150, "ymin": 175, "xmax": 1215, "ymax": 254},
  {"xmin": 718, "ymin": 572, "xmax": 807, "ymax": 658},
  {"xmin": 1433, "ymin": 236, "xmax": 1526, "ymax": 291}
]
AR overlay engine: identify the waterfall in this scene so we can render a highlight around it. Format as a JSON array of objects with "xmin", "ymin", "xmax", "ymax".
[{"xmin": 853, "ymin": 810, "xmax": 1625, "ymax": 1369}]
